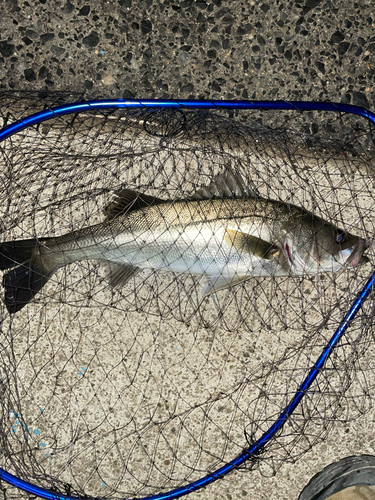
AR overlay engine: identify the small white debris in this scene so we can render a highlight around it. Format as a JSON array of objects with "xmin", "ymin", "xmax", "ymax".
[{"xmin": 102, "ymin": 75, "xmax": 116, "ymax": 86}]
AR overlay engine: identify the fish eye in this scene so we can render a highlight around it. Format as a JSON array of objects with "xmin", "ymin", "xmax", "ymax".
[{"xmin": 335, "ymin": 231, "xmax": 345, "ymax": 244}]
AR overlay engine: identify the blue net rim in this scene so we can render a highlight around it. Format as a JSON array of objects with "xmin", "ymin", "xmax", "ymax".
[{"xmin": 0, "ymin": 99, "xmax": 374, "ymax": 500}]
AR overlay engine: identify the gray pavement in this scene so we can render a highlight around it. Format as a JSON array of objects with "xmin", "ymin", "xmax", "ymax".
[{"xmin": 0, "ymin": 1, "xmax": 375, "ymax": 499}]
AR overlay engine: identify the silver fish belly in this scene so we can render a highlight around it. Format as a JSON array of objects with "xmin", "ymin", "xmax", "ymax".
[{"xmin": 0, "ymin": 172, "xmax": 367, "ymax": 313}]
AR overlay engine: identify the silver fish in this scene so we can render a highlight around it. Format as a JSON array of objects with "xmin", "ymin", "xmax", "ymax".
[{"xmin": 0, "ymin": 171, "xmax": 368, "ymax": 314}]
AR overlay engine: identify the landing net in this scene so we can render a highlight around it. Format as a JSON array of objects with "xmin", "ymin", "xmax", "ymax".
[{"xmin": 0, "ymin": 92, "xmax": 374, "ymax": 499}]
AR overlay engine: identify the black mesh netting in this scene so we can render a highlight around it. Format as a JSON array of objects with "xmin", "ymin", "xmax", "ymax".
[{"xmin": 0, "ymin": 92, "xmax": 375, "ymax": 499}]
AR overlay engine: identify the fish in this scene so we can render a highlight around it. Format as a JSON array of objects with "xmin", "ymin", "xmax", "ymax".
[{"xmin": 0, "ymin": 170, "xmax": 369, "ymax": 314}]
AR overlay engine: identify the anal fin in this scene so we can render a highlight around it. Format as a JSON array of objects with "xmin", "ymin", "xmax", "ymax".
[{"xmin": 107, "ymin": 263, "xmax": 140, "ymax": 288}]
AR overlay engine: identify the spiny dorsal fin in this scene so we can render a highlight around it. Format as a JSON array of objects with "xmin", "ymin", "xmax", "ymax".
[
  {"xmin": 104, "ymin": 189, "xmax": 163, "ymax": 220},
  {"xmin": 224, "ymin": 229, "xmax": 279, "ymax": 259},
  {"xmin": 189, "ymin": 169, "xmax": 258, "ymax": 201}
]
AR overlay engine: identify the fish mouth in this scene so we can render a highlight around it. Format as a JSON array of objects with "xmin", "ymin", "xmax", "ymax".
[{"xmin": 345, "ymin": 239, "xmax": 367, "ymax": 267}]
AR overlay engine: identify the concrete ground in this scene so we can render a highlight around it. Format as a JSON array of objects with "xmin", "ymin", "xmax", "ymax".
[{"xmin": 0, "ymin": 1, "xmax": 375, "ymax": 499}]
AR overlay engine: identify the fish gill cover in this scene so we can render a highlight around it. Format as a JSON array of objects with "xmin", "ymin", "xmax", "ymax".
[{"xmin": 0, "ymin": 91, "xmax": 374, "ymax": 499}]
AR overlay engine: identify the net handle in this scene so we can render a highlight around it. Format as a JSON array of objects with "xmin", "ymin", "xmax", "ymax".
[{"xmin": 0, "ymin": 99, "xmax": 374, "ymax": 500}]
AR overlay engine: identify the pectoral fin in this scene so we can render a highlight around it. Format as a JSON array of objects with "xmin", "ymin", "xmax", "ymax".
[
  {"xmin": 107, "ymin": 263, "xmax": 140, "ymax": 288},
  {"xmin": 224, "ymin": 229, "xmax": 279, "ymax": 259},
  {"xmin": 201, "ymin": 274, "xmax": 251, "ymax": 298}
]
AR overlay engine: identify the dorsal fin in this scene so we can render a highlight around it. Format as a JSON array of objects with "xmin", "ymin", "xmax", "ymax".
[
  {"xmin": 189, "ymin": 169, "xmax": 258, "ymax": 200},
  {"xmin": 104, "ymin": 189, "xmax": 164, "ymax": 220}
]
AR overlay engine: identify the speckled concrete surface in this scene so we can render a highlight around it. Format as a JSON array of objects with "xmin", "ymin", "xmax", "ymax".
[
  {"xmin": 0, "ymin": 0, "xmax": 374, "ymax": 106},
  {"xmin": 0, "ymin": 1, "xmax": 375, "ymax": 500}
]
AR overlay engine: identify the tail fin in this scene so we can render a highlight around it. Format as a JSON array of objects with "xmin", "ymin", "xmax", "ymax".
[
  {"xmin": 3, "ymin": 263, "xmax": 53, "ymax": 314},
  {"xmin": 0, "ymin": 239, "xmax": 38, "ymax": 270},
  {"xmin": 0, "ymin": 239, "xmax": 54, "ymax": 314}
]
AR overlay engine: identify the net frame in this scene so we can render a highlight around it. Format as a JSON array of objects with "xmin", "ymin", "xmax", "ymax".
[{"xmin": 0, "ymin": 98, "xmax": 374, "ymax": 500}]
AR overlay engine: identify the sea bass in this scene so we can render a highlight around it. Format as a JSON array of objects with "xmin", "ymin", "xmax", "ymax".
[{"xmin": 0, "ymin": 171, "xmax": 369, "ymax": 314}]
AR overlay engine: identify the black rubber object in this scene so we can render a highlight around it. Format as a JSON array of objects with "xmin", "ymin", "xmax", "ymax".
[{"xmin": 298, "ymin": 455, "xmax": 375, "ymax": 500}]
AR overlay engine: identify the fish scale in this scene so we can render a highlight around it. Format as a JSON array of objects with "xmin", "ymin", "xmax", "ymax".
[{"xmin": 0, "ymin": 171, "xmax": 368, "ymax": 313}]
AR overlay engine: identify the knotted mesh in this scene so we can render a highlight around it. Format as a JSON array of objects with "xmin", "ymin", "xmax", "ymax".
[{"xmin": 0, "ymin": 92, "xmax": 374, "ymax": 499}]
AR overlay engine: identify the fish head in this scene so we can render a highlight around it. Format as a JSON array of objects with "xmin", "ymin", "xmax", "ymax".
[{"xmin": 281, "ymin": 213, "xmax": 368, "ymax": 273}]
